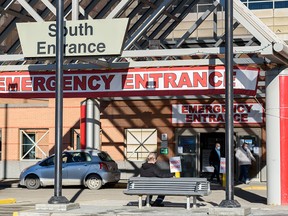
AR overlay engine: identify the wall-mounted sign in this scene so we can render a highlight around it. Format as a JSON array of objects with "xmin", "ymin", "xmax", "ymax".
[
  {"xmin": 16, "ymin": 18, "xmax": 129, "ymax": 58},
  {"xmin": 160, "ymin": 147, "xmax": 168, "ymax": 155},
  {"xmin": 0, "ymin": 66, "xmax": 259, "ymax": 98},
  {"xmin": 172, "ymin": 103, "xmax": 263, "ymax": 124}
]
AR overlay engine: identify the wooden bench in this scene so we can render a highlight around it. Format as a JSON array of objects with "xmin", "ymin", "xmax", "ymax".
[{"xmin": 123, "ymin": 177, "xmax": 211, "ymax": 209}]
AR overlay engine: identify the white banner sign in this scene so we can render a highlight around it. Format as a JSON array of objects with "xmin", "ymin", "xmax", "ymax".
[
  {"xmin": 169, "ymin": 156, "xmax": 182, "ymax": 173},
  {"xmin": 0, "ymin": 66, "xmax": 259, "ymax": 98},
  {"xmin": 172, "ymin": 103, "xmax": 263, "ymax": 124},
  {"xmin": 220, "ymin": 157, "xmax": 226, "ymax": 174}
]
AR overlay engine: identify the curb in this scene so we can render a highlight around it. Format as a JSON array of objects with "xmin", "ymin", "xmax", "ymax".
[
  {"xmin": 242, "ymin": 185, "xmax": 267, "ymax": 190},
  {"xmin": 0, "ymin": 198, "xmax": 16, "ymax": 204}
]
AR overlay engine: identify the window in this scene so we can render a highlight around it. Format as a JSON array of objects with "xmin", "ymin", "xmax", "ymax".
[
  {"xmin": 20, "ymin": 129, "xmax": 49, "ymax": 160},
  {"xmin": 241, "ymin": 0, "xmax": 288, "ymax": 9},
  {"xmin": 71, "ymin": 152, "xmax": 90, "ymax": 162},
  {"xmin": 125, "ymin": 128, "xmax": 157, "ymax": 161}
]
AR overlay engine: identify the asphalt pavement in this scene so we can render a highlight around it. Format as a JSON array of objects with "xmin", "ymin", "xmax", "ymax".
[{"xmin": 0, "ymin": 179, "xmax": 288, "ymax": 216}]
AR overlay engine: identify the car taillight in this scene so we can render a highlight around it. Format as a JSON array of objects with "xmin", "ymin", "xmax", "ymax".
[{"xmin": 99, "ymin": 162, "xmax": 109, "ymax": 171}]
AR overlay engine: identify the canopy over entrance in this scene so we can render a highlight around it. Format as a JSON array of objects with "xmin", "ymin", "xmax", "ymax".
[{"xmin": 0, "ymin": 0, "xmax": 287, "ymax": 72}]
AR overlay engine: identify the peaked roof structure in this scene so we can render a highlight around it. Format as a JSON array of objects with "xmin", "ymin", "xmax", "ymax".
[{"xmin": 0, "ymin": 0, "xmax": 287, "ymax": 72}]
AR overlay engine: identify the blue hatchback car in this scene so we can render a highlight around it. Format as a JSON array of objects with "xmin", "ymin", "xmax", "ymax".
[{"xmin": 19, "ymin": 149, "xmax": 121, "ymax": 190}]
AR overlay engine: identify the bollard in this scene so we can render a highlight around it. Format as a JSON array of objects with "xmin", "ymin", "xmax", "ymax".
[
  {"xmin": 175, "ymin": 172, "xmax": 181, "ymax": 178},
  {"xmin": 222, "ymin": 173, "xmax": 226, "ymax": 187}
]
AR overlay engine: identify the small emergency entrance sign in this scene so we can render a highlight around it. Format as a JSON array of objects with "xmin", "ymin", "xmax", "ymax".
[{"xmin": 169, "ymin": 156, "xmax": 182, "ymax": 173}]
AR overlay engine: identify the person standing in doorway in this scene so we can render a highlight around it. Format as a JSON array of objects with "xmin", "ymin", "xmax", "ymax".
[
  {"xmin": 140, "ymin": 152, "xmax": 173, "ymax": 207},
  {"xmin": 209, "ymin": 142, "xmax": 222, "ymax": 184},
  {"xmin": 235, "ymin": 142, "xmax": 256, "ymax": 184}
]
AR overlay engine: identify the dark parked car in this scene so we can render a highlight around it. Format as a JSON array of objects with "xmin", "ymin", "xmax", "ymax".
[{"xmin": 19, "ymin": 149, "xmax": 121, "ymax": 190}]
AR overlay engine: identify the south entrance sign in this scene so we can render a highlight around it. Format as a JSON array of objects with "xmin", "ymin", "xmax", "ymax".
[{"xmin": 16, "ymin": 19, "xmax": 129, "ymax": 58}]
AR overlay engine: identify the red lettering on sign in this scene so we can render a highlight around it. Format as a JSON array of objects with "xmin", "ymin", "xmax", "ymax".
[
  {"xmin": 74, "ymin": 76, "xmax": 86, "ymax": 91},
  {"xmin": 245, "ymin": 104, "xmax": 253, "ymax": 113},
  {"xmin": 135, "ymin": 74, "xmax": 148, "ymax": 89},
  {"xmin": 122, "ymin": 74, "xmax": 133, "ymax": 89},
  {"xmin": 182, "ymin": 105, "xmax": 189, "ymax": 114},
  {"xmin": 88, "ymin": 76, "xmax": 100, "ymax": 90},
  {"xmin": 0, "ymin": 77, "xmax": 5, "ymax": 91},
  {"xmin": 149, "ymin": 73, "xmax": 162, "ymax": 88},
  {"xmin": 164, "ymin": 73, "xmax": 177, "ymax": 88},
  {"xmin": 193, "ymin": 72, "xmax": 206, "ymax": 87},
  {"xmin": 5, "ymin": 77, "xmax": 20, "ymax": 91},
  {"xmin": 33, "ymin": 77, "xmax": 45, "ymax": 91},
  {"xmin": 102, "ymin": 75, "xmax": 114, "ymax": 90},
  {"xmin": 63, "ymin": 76, "xmax": 72, "ymax": 91},
  {"xmin": 46, "ymin": 77, "xmax": 55, "ymax": 91},
  {"xmin": 178, "ymin": 72, "xmax": 192, "ymax": 87},
  {"xmin": 21, "ymin": 77, "xmax": 32, "ymax": 91},
  {"xmin": 209, "ymin": 72, "xmax": 223, "ymax": 87}
]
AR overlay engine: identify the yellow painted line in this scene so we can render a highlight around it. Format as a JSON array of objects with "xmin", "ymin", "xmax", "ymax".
[
  {"xmin": 242, "ymin": 185, "xmax": 267, "ymax": 190},
  {"xmin": 0, "ymin": 198, "xmax": 16, "ymax": 204}
]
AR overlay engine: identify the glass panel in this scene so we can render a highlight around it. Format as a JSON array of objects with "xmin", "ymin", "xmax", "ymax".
[
  {"xmin": 178, "ymin": 135, "xmax": 197, "ymax": 177},
  {"xmin": 22, "ymin": 133, "xmax": 36, "ymax": 159},
  {"xmin": 178, "ymin": 136, "xmax": 196, "ymax": 153},
  {"xmin": 275, "ymin": 1, "xmax": 288, "ymax": 8},
  {"xmin": 248, "ymin": 2, "xmax": 273, "ymax": 9}
]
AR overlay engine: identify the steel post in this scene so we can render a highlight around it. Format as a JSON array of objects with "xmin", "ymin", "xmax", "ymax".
[
  {"xmin": 219, "ymin": 0, "xmax": 240, "ymax": 208},
  {"xmin": 48, "ymin": 0, "xmax": 69, "ymax": 204}
]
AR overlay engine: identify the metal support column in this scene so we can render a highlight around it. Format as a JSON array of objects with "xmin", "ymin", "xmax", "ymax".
[
  {"xmin": 219, "ymin": 0, "xmax": 240, "ymax": 208},
  {"xmin": 86, "ymin": 98, "xmax": 101, "ymax": 149},
  {"xmin": 94, "ymin": 99, "xmax": 101, "ymax": 149},
  {"xmin": 48, "ymin": 0, "xmax": 69, "ymax": 204}
]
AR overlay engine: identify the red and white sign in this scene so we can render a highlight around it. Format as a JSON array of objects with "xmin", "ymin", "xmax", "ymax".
[
  {"xmin": 172, "ymin": 103, "xmax": 263, "ymax": 124},
  {"xmin": 169, "ymin": 156, "xmax": 182, "ymax": 173},
  {"xmin": 220, "ymin": 157, "xmax": 226, "ymax": 174},
  {"xmin": 0, "ymin": 66, "xmax": 259, "ymax": 98}
]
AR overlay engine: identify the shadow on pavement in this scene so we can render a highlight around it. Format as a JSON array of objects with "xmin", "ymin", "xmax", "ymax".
[
  {"xmin": 70, "ymin": 188, "xmax": 85, "ymax": 203},
  {"xmin": 126, "ymin": 201, "xmax": 209, "ymax": 208},
  {"xmin": 0, "ymin": 179, "xmax": 19, "ymax": 189},
  {"xmin": 235, "ymin": 188, "xmax": 266, "ymax": 204}
]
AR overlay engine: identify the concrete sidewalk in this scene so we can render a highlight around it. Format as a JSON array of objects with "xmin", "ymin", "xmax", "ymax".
[{"xmin": 1, "ymin": 180, "xmax": 287, "ymax": 216}]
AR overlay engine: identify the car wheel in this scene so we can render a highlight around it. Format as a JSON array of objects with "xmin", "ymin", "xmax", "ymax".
[
  {"xmin": 86, "ymin": 174, "xmax": 102, "ymax": 190},
  {"xmin": 25, "ymin": 175, "xmax": 40, "ymax": 190}
]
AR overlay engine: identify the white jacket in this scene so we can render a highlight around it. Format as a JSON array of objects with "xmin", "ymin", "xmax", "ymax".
[{"xmin": 235, "ymin": 147, "xmax": 256, "ymax": 166}]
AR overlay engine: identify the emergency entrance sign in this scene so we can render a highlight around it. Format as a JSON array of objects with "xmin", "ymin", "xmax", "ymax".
[
  {"xmin": 169, "ymin": 156, "xmax": 182, "ymax": 173},
  {"xmin": 0, "ymin": 66, "xmax": 259, "ymax": 98}
]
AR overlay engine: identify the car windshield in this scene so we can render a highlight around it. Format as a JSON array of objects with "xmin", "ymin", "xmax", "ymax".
[{"xmin": 98, "ymin": 152, "xmax": 114, "ymax": 162}]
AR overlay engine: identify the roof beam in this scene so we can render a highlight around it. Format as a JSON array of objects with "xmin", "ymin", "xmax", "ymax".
[
  {"xmin": 122, "ymin": 46, "xmax": 267, "ymax": 57},
  {"xmin": 16, "ymin": 0, "xmax": 43, "ymax": 21},
  {"xmin": 0, "ymin": 57, "xmax": 266, "ymax": 71}
]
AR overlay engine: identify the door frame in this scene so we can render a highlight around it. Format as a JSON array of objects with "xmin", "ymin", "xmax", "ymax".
[{"xmin": 175, "ymin": 127, "xmax": 263, "ymax": 181}]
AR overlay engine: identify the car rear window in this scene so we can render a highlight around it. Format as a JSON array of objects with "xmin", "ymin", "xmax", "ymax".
[{"xmin": 98, "ymin": 152, "xmax": 114, "ymax": 162}]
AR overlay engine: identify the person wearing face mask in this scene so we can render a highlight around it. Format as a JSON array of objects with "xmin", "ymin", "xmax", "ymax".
[
  {"xmin": 209, "ymin": 143, "xmax": 222, "ymax": 184},
  {"xmin": 235, "ymin": 142, "xmax": 256, "ymax": 184}
]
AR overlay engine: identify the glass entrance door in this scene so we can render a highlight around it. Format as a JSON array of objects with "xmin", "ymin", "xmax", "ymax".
[{"xmin": 177, "ymin": 135, "xmax": 197, "ymax": 177}]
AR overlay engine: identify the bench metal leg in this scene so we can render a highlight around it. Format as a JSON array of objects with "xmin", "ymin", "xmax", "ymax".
[
  {"xmin": 193, "ymin": 196, "xmax": 197, "ymax": 208},
  {"xmin": 186, "ymin": 196, "xmax": 190, "ymax": 210},
  {"xmin": 146, "ymin": 196, "xmax": 151, "ymax": 207},
  {"xmin": 138, "ymin": 195, "xmax": 142, "ymax": 209}
]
